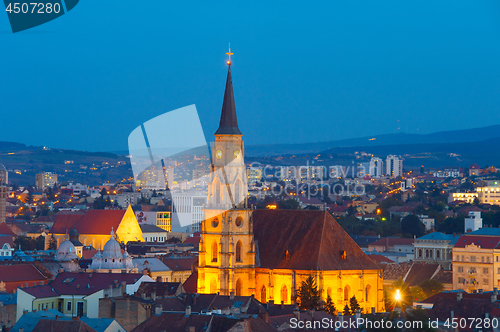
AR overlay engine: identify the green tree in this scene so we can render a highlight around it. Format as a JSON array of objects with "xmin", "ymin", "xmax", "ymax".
[
  {"xmin": 343, "ymin": 304, "xmax": 350, "ymax": 316},
  {"xmin": 48, "ymin": 235, "xmax": 57, "ymax": 250},
  {"xmin": 278, "ymin": 199, "xmax": 301, "ymax": 210},
  {"xmin": 35, "ymin": 235, "xmax": 45, "ymax": 250},
  {"xmin": 401, "ymin": 214, "xmax": 425, "ymax": 238},
  {"xmin": 349, "ymin": 295, "xmax": 361, "ymax": 315},
  {"xmin": 297, "ymin": 275, "xmax": 320, "ymax": 310},
  {"xmin": 419, "ymin": 279, "xmax": 443, "ymax": 298},
  {"xmin": 324, "ymin": 295, "xmax": 336, "ymax": 315}
]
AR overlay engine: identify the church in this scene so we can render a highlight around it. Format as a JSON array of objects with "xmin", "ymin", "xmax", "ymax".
[{"xmin": 196, "ymin": 49, "xmax": 385, "ymax": 313}]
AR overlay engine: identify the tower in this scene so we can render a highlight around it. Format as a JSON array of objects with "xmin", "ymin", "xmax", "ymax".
[{"xmin": 198, "ymin": 47, "xmax": 256, "ymax": 296}]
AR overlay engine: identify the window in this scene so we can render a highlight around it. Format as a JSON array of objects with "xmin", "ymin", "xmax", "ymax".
[
  {"xmin": 261, "ymin": 285, "xmax": 267, "ymax": 303},
  {"xmin": 470, "ymin": 267, "xmax": 477, "ymax": 274},
  {"xmin": 471, "ymin": 256, "xmax": 476, "ymax": 262},
  {"xmin": 482, "ymin": 256, "xmax": 485, "ymax": 263},
  {"xmin": 419, "ymin": 249, "xmax": 422, "ymax": 258},
  {"xmin": 436, "ymin": 250, "xmax": 440, "ymax": 259},
  {"xmin": 487, "ymin": 257, "xmax": 490, "ymax": 263},
  {"xmin": 484, "ymin": 279, "xmax": 489, "ymax": 285},
  {"xmin": 281, "ymin": 285, "xmax": 288, "ymax": 304},
  {"xmin": 211, "ymin": 242, "xmax": 218, "ymax": 263},
  {"xmin": 236, "ymin": 279, "xmax": 242, "ymax": 296},
  {"xmin": 462, "ymin": 255, "xmax": 464, "ymax": 261},
  {"xmin": 458, "ymin": 267, "xmax": 463, "ymax": 273},
  {"xmin": 483, "ymin": 268, "xmax": 489, "ymax": 274},
  {"xmin": 67, "ymin": 301, "xmax": 72, "ymax": 312},
  {"xmin": 236, "ymin": 241, "xmax": 242, "ymax": 262},
  {"xmin": 344, "ymin": 286, "xmax": 350, "ymax": 301},
  {"xmin": 458, "ymin": 277, "xmax": 465, "ymax": 284}
]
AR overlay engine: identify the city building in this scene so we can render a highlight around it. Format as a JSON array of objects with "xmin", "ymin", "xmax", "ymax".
[
  {"xmin": 369, "ymin": 158, "xmax": 383, "ymax": 178},
  {"xmin": 385, "ymin": 155, "xmax": 403, "ymax": 177},
  {"xmin": 35, "ymin": 172, "xmax": 58, "ymax": 189},
  {"xmin": 16, "ymin": 272, "xmax": 153, "ymax": 320},
  {"xmin": 413, "ymin": 232, "xmax": 460, "ymax": 270},
  {"xmin": 171, "ymin": 192, "xmax": 207, "ymax": 233},
  {"xmin": 477, "ymin": 183, "xmax": 500, "ymax": 206},
  {"xmin": 135, "ymin": 167, "xmax": 166, "ymax": 190},
  {"xmin": 140, "ymin": 224, "xmax": 168, "ymax": 242},
  {"xmin": 448, "ymin": 192, "xmax": 478, "ymax": 204},
  {"xmin": 89, "ymin": 233, "xmax": 136, "ymax": 273},
  {"xmin": 452, "ymin": 234, "xmax": 500, "ymax": 292},
  {"xmin": 418, "ymin": 214, "xmax": 435, "ymax": 231},
  {"xmin": 48, "ymin": 205, "xmax": 144, "ymax": 249},
  {"xmin": 196, "ymin": 55, "xmax": 384, "ymax": 313},
  {"xmin": 465, "ymin": 211, "xmax": 483, "ymax": 233}
]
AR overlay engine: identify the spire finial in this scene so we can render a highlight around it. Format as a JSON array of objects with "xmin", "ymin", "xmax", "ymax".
[{"xmin": 226, "ymin": 44, "xmax": 233, "ymax": 66}]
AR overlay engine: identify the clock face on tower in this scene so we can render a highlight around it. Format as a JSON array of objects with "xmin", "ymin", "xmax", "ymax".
[
  {"xmin": 216, "ymin": 150, "xmax": 222, "ymax": 159},
  {"xmin": 234, "ymin": 150, "xmax": 240, "ymax": 158}
]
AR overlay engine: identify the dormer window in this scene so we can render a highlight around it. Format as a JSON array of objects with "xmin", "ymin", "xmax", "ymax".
[{"xmin": 340, "ymin": 250, "xmax": 347, "ymax": 260}]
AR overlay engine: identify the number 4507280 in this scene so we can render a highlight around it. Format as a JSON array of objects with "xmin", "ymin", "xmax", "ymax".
[{"xmin": 6, "ymin": 3, "xmax": 61, "ymax": 14}]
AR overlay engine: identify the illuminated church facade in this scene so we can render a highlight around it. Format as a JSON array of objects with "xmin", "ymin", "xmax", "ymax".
[{"xmin": 197, "ymin": 49, "xmax": 384, "ymax": 313}]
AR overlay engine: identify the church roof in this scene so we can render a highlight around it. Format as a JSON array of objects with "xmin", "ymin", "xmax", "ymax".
[
  {"xmin": 252, "ymin": 209, "xmax": 380, "ymax": 271},
  {"xmin": 214, "ymin": 67, "xmax": 242, "ymax": 135},
  {"xmin": 50, "ymin": 210, "xmax": 126, "ymax": 235}
]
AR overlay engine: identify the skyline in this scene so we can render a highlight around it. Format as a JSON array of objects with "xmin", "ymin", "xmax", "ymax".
[{"xmin": 2, "ymin": 1, "xmax": 500, "ymax": 152}]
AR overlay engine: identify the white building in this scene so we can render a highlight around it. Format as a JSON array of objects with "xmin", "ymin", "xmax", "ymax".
[
  {"xmin": 36, "ymin": 172, "xmax": 57, "ymax": 189},
  {"xmin": 385, "ymin": 155, "xmax": 403, "ymax": 177},
  {"xmin": 418, "ymin": 215, "xmax": 435, "ymax": 231},
  {"xmin": 369, "ymin": 158, "xmax": 384, "ymax": 178},
  {"xmin": 465, "ymin": 211, "xmax": 483, "ymax": 233},
  {"xmin": 66, "ymin": 183, "xmax": 89, "ymax": 197},
  {"xmin": 171, "ymin": 192, "xmax": 207, "ymax": 233}
]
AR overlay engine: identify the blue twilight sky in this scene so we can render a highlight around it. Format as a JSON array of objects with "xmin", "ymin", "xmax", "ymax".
[{"xmin": 1, "ymin": 1, "xmax": 500, "ymax": 152}]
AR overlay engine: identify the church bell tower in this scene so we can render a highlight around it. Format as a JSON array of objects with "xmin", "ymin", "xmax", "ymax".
[{"xmin": 198, "ymin": 47, "xmax": 256, "ymax": 297}]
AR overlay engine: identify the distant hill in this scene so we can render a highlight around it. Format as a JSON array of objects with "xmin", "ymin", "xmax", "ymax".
[{"xmin": 245, "ymin": 124, "xmax": 500, "ymax": 157}]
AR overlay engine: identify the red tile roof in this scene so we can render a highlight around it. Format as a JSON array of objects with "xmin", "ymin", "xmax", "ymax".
[
  {"xmin": 369, "ymin": 254, "xmax": 395, "ymax": 264},
  {"xmin": 43, "ymin": 272, "xmax": 146, "ymax": 296},
  {"xmin": 252, "ymin": 209, "xmax": 380, "ymax": 271},
  {"xmin": 0, "ymin": 222, "xmax": 16, "ymax": 237},
  {"xmin": 50, "ymin": 210, "xmax": 127, "ymax": 235},
  {"xmin": 162, "ymin": 257, "xmax": 197, "ymax": 271},
  {"xmin": 0, "ymin": 264, "xmax": 48, "ymax": 292},
  {"xmin": 182, "ymin": 271, "xmax": 197, "ymax": 293},
  {"xmin": 370, "ymin": 237, "xmax": 415, "ymax": 247},
  {"xmin": 454, "ymin": 235, "xmax": 500, "ymax": 249}
]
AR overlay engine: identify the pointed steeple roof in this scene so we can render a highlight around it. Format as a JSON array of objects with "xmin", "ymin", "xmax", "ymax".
[{"xmin": 215, "ymin": 66, "xmax": 242, "ymax": 135}]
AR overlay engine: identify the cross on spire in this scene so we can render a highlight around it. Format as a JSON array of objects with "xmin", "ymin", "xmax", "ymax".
[{"xmin": 226, "ymin": 44, "xmax": 233, "ymax": 66}]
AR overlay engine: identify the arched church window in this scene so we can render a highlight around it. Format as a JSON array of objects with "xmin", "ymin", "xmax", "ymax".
[
  {"xmin": 212, "ymin": 242, "xmax": 218, "ymax": 263},
  {"xmin": 212, "ymin": 218, "xmax": 219, "ymax": 228},
  {"xmin": 261, "ymin": 285, "xmax": 267, "ymax": 303},
  {"xmin": 236, "ymin": 241, "xmax": 242, "ymax": 262},
  {"xmin": 344, "ymin": 285, "xmax": 350, "ymax": 301},
  {"xmin": 236, "ymin": 278, "xmax": 242, "ymax": 296},
  {"xmin": 235, "ymin": 217, "xmax": 243, "ymax": 227},
  {"xmin": 281, "ymin": 285, "xmax": 288, "ymax": 304}
]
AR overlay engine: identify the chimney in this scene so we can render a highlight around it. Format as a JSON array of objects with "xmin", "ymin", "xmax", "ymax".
[
  {"xmin": 293, "ymin": 307, "xmax": 300, "ymax": 320},
  {"xmin": 89, "ymin": 273, "xmax": 92, "ymax": 278},
  {"xmin": 356, "ymin": 309, "xmax": 361, "ymax": 319},
  {"xmin": 492, "ymin": 293, "xmax": 497, "ymax": 303},
  {"xmin": 151, "ymin": 291, "xmax": 156, "ymax": 301},
  {"xmin": 193, "ymin": 295, "xmax": 197, "ymax": 305},
  {"xmin": 141, "ymin": 293, "xmax": 146, "ymax": 299},
  {"xmin": 55, "ymin": 315, "xmax": 59, "ymax": 320},
  {"xmin": 371, "ymin": 307, "xmax": 375, "ymax": 314},
  {"xmin": 479, "ymin": 289, "xmax": 484, "ymax": 294},
  {"xmin": 121, "ymin": 281, "xmax": 127, "ymax": 295},
  {"xmin": 494, "ymin": 288, "xmax": 498, "ymax": 296},
  {"xmin": 185, "ymin": 305, "xmax": 191, "ymax": 317},
  {"xmin": 457, "ymin": 292, "xmax": 463, "ymax": 301},
  {"xmin": 281, "ymin": 301, "xmax": 284, "ymax": 310},
  {"xmin": 451, "ymin": 310, "xmax": 454, "ymax": 320},
  {"xmin": 72, "ymin": 316, "xmax": 79, "ymax": 321},
  {"xmin": 155, "ymin": 304, "xmax": 163, "ymax": 315},
  {"xmin": 230, "ymin": 291, "xmax": 235, "ymax": 300}
]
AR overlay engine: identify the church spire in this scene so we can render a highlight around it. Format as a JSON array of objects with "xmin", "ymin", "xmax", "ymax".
[{"xmin": 215, "ymin": 45, "xmax": 242, "ymax": 136}]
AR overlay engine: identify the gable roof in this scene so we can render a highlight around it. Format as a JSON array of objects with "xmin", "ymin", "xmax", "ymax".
[
  {"xmin": 252, "ymin": 209, "xmax": 380, "ymax": 271},
  {"xmin": 51, "ymin": 210, "xmax": 126, "ymax": 235},
  {"xmin": 0, "ymin": 222, "xmax": 16, "ymax": 237}
]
